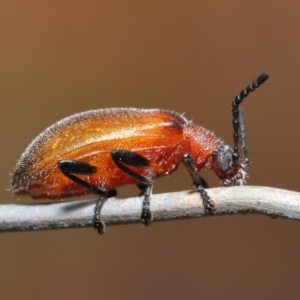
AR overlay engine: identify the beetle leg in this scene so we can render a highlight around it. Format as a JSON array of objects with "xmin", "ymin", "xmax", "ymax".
[
  {"xmin": 140, "ymin": 185, "xmax": 153, "ymax": 226},
  {"xmin": 137, "ymin": 183, "xmax": 147, "ymax": 196},
  {"xmin": 198, "ymin": 176, "xmax": 209, "ymax": 189},
  {"xmin": 181, "ymin": 153, "xmax": 216, "ymax": 214},
  {"xmin": 111, "ymin": 150, "xmax": 154, "ymax": 226},
  {"xmin": 136, "ymin": 184, "xmax": 153, "ymax": 223},
  {"xmin": 92, "ymin": 191, "xmax": 108, "ymax": 235},
  {"xmin": 57, "ymin": 160, "xmax": 108, "ymax": 234},
  {"xmin": 107, "ymin": 189, "xmax": 117, "ymax": 198}
]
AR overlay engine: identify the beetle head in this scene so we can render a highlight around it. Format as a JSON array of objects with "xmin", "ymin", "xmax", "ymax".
[{"xmin": 210, "ymin": 143, "xmax": 248, "ymax": 186}]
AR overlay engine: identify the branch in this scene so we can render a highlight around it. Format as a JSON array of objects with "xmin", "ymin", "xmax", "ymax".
[{"xmin": 1, "ymin": 186, "xmax": 300, "ymax": 233}]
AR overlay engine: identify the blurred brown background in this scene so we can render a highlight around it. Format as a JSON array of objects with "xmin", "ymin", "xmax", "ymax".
[{"xmin": 1, "ymin": 1, "xmax": 299, "ymax": 299}]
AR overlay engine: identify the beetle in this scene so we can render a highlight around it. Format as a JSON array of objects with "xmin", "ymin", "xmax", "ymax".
[{"xmin": 11, "ymin": 72, "xmax": 269, "ymax": 234}]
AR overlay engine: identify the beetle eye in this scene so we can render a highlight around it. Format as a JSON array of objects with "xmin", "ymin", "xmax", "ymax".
[{"xmin": 221, "ymin": 151, "xmax": 233, "ymax": 174}]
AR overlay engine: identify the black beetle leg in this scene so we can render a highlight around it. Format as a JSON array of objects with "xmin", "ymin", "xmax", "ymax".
[
  {"xmin": 182, "ymin": 153, "xmax": 216, "ymax": 214},
  {"xmin": 58, "ymin": 159, "xmax": 109, "ymax": 234},
  {"xmin": 111, "ymin": 150, "xmax": 154, "ymax": 226}
]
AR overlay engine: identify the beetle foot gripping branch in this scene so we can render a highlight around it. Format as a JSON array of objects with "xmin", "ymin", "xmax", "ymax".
[
  {"xmin": 11, "ymin": 72, "xmax": 269, "ymax": 235},
  {"xmin": 182, "ymin": 152, "xmax": 216, "ymax": 214},
  {"xmin": 93, "ymin": 192, "xmax": 108, "ymax": 234},
  {"xmin": 141, "ymin": 185, "xmax": 154, "ymax": 226}
]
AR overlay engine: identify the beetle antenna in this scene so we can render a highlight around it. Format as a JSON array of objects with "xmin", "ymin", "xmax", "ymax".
[
  {"xmin": 232, "ymin": 72, "xmax": 269, "ymax": 166},
  {"xmin": 238, "ymin": 108, "xmax": 249, "ymax": 169}
]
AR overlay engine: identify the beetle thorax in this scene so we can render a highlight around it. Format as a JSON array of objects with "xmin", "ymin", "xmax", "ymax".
[{"xmin": 182, "ymin": 124, "xmax": 220, "ymax": 168}]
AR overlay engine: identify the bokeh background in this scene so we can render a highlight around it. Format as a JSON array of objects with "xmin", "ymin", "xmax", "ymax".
[{"xmin": 1, "ymin": 2, "xmax": 300, "ymax": 299}]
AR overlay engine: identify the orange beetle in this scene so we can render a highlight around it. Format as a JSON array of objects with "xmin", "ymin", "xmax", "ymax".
[{"xmin": 11, "ymin": 72, "xmax": 269, "ymax": 234}]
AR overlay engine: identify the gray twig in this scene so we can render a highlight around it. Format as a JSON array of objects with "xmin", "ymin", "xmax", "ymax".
[{"xmin": 1, "ymin": 186, "xmax": 300, "ymax": 232}]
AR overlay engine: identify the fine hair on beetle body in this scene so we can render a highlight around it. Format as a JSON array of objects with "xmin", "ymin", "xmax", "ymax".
[{"xmin": 11, "ymin": 72, "xmax": 269, "ymax": 235}]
